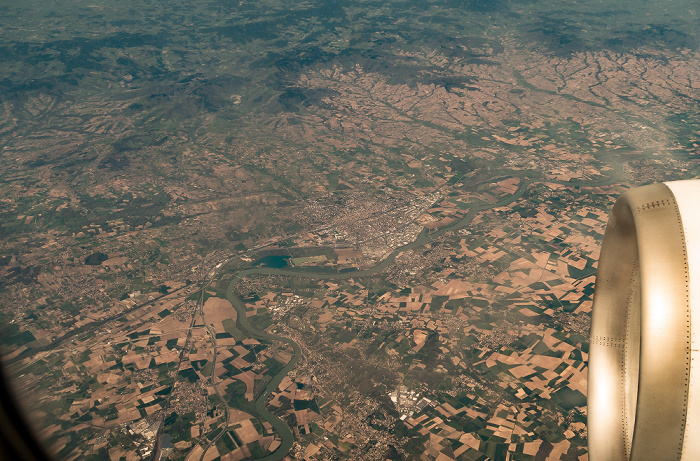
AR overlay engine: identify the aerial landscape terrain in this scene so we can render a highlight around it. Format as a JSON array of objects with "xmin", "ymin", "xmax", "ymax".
[{"xmin": 2, "ymin": 0, "xmax": 700, "ymax": 459}]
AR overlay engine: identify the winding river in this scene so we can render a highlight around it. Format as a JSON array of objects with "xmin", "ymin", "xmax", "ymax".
[{"xmin": 219, "ymin": 172, "xmax": 620, "ymax": 460}]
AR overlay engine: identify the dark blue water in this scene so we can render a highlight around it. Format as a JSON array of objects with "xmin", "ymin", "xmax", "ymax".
[{"xmin": 253, "ymin": 255, "xmax": 291, "ymax": 269}]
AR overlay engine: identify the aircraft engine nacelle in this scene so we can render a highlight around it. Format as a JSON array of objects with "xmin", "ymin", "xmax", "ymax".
[{"xmin": 589, "ymin": 180, "xmax": 700, "ymax": 461}]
